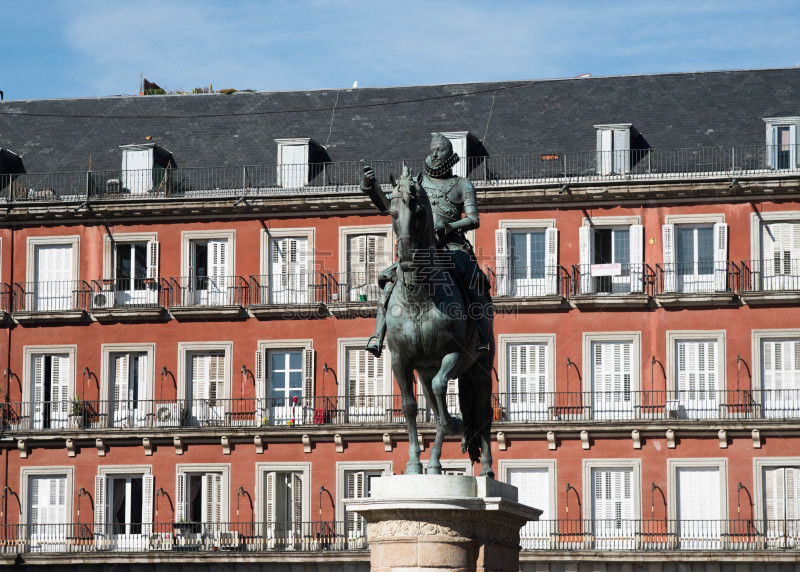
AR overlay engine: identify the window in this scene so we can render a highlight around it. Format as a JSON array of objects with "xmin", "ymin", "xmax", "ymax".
[
  {"xmin": 502, "ymin": 461, "xmax": 556, "ymax": 550},
  {"xmin": 667, "ymin": 459, "xmax": 727, "ymax": 551},
  {"xmin": 24, "ymin": 345, "xmax": 76, "ymax": 431},
  {"xmin": 500, "ymin": 335, "xmax": 555, "ymax": 421},
  {"xmin": 761, "ymin": 221, "xmax": 800, "ymax": 290},
  {"xmin": 592, "ymin": 467, "xmax": 635, "ymax": 549},
  {"xmin": 339, "ymin": 464, "xmax": 390, "ymax": 545},
  {"xmin": 582, "ymin": 333, "xmax": 641, "ymax": 421},
  {"xmin": 275, "ymin": 138, "xmax": 310, "ymax": 188},
  {"xmin": 181, "ymin": 230, "xmax": 236, "ymax": 307},
  {"xmin": 270, "ymin": 237, "xmax": 309, "ymax": 304},
  {"xmin": 179, "ymin": 342, "xmax": 232, "ymax": 427},
  {"xmin": 94, "ymin": 468, "xmax": 154, "ymax": 550},
  {"xmin": 256, "ymin": 463, "xmax": 310, "ymax": 549},
  {"xmin": 579, "ymin": 219, "xmax": 643, "ymax": 295},
  {"xmin": 255, "ymin": 343, "xmax": 314, "ymax": 425},
  {"xmin": 667, "ymin": 331, "xmax": 725, "ymax": 420},
  {"xmin": 175, "ymin": 464, "xmax": 230, "ymax": 538},
  {"xmin": 595, "ymin": 124, "xmax": 631, "ymax": 175},
  {"xmin": 495, "ymin": 224, "xmax": 558, "ymax": 297},
  {"xmin": 27, "ymin": 474, "xmax": 68, "ymax": 552},
  {"xmin": 341, "ymin": 341, "xmax": 390, "ymax": 421},
  {"xmin": 759, "ymin": 336, "xmax": 800, "ymax": 418},
  {"xmin": 662, "ymin": 218, "xmax": 728, "ymax": 293},
  {"xmin": 764, "ymin": 117, "xmax": 800, "ymax": 170},
  {"xmin": 120, "ymin": 143, "xmax": 173, "ymax": 194},
  {"xmin": 109, "ymin": 352, "xmax": 148, "ymax": 427},
  {"xmin": 763, "ymin": 466, "xmax": 800, "ymax": 546},
  {"xmin": 26, "ymin": 237, "xmax": 79, "ymax": 312},
  {"xmin": 338, "ymin": 225, "xmax": 392, "ymax": 303}
]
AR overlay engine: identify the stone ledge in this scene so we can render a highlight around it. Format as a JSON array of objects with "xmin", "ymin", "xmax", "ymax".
[
  {"xmin": 327, "ymin": 302, "xmax": 378, "ymax": 318},
  {"xmin": 494, "ymin": 296, "xmax": 567, "ymax": 312},
  {"xmin": 571, "ymin": 294, "xmax": 651, "ymax": 309},
  {"xmin": 89, "ymin": 306, "xmax": 168, "ymax": 323},
  {"xmin": 12, "ymin": 309, "xmax": 89, "ymax": 324},
  {"xmin": 168, "ymin": 305, "xmax": 247, "ymax": 320},
  {"xmin": 248, "ymin": 303, "xmax": 328, "ymax": 319},
  {"xmin": 740, "ymin": 291, "xmax": 800, "ymax": 306},
  {"xmin": 655, "ymin": 292, "xmax": 738, "ymax": 307}
]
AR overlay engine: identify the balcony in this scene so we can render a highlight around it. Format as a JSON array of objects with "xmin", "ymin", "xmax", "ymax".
[
  {"xmin": 247, "ymin": 273, "xmax": 328, "ymax": 319},
  {"xmin": 655, "ymin": 261, "xmax": 737, "ymax": 306},
  {"xmin": 488, "ymin": 266, "xmax": 570, "ymax": 311},
  {"xmin": 166, "ymin": 275, "xmax": 248, "ymax": 319},
  {"xmin": 740, "ymin": 258, "xmax": 800, "ymax": 305},
  {"xmin": 11, "ymin": 280, "xmax": 90, "ymax": 323},
  {"xmin": 325, "ymin": 272, "xmax": 381, "ymax": 317},
  {"xmin": 87, "ymin": 278, "xmax": 169, "ymax": 322},
  {"xmin": 0, "ymin": 520, "xmax": 365, "ymax": 555},
  {"xmin": 1, "ymin": 144, "xmax": 797, "ymax": 204},
  {"xmin": 571, "ymin": 263, "xmax": 655, "ymax": 308}
]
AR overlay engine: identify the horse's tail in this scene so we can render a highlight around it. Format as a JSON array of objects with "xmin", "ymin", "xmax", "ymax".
[{"xmin": 458, "ymin": 355, "xmax": 494, "ymax": 465}]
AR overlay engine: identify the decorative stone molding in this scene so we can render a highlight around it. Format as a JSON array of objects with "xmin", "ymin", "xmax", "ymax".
[
  {"xmin": 302, "ymin": 434, "xmax": 312, "ymax": 453},
  {"xmin": 221, "ymin": 435, "xmax": 231, "ymax": 455},
  {"xmin": 547, "ymin": 431, "xmax": 556, "ymax": 450},
  {"xmin": 17, "ymin": 439, "xmax": 27, "ymax": 459},
  {"xmin": 631, "ymin": 430, "xmax": 641, "ymax": 449},
  {"xmin": 334, "ymin": 433, "xmax": 344, "ymax": 453},
  {"xmin": 382, "ymin": 433, "xmax": 392, "ymax": 452},
  {"xmin": 418, "ymin": 434, "xmax": 425, "ymax": 451},
  {"xmin": 174, "ymin": 436, "xmax": 183, "ymax": 455},
  {"xmin": 666, "ymin": 429, "xmax": 676, "ymax": 449},
  {"xmin": 497, "ymin": 431, "xmax": 507, "ymax": 451},
  {"xmin": 66, "ymin": 439, "xmax": 76, "ymax": 457},
  {"xmin": 752, "ymin": 428, "xmax": 761, "ymax": 449},
  {"xmin": 96, "ymin": 438, "xmax": 106, "ymax": 457},
  {"xmin": 718, "ymin": 429, "xmax": 728, "ymax": 449},
  {"xmin": 580, "ymin": 430, "xmax": 590, "ymax": 450},
  {"xmin": 142, "ymin": 437, "xmax": 153, "ymax": 456},
  {"xmin": 254, "ymin": 435, "xmax": 265, "ymax": 454}
]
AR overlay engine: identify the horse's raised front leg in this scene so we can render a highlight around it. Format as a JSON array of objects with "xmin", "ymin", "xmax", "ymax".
[
  {"xmin": 392, "ymin": 354, "xmax": 422, "ymax": 475},
  {"xmin": 432, "ymin": 352, "xmax": 465, "ymax": 437}
]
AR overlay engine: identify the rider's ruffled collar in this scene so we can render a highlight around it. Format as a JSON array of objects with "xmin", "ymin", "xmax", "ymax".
[{"xmin": 424, "ymin": 152, "xmax": 460, "ymax": 178}]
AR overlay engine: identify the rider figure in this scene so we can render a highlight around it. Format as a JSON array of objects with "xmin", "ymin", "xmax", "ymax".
[{"xmin": 360, "ymin": 133, "xmax": 493, "ymax": 358}]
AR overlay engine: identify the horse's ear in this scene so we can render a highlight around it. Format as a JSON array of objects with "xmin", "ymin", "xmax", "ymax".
[
  {"xmin": 401, "ymin": 162, "xmax": 410, "ymax": 179},
  {"xmin": 416, "ymin": 172, "xmax": 423, "ymax": 185},
  {"xmin": 389, "ymin": 173, "xmax": 396, "ymax": 187}
]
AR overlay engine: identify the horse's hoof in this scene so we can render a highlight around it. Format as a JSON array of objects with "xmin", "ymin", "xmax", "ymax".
[
  {"xmin": 480, "ymin": 468, "xmax": 495, "ymax": 479},
  {"xmin": 427, "ymin": 464, "xmax": 442, "ymax": 475},
  {"xmin": 406, "ymin": 461, "xmax": 423, "ymax": 475}
]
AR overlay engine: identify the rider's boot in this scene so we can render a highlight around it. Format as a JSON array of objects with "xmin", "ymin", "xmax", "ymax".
[
  {"xmin": 467, "ymin": 290, "xmax": 492, "ymax": 353},
  {"xmin": 365, "ymin": 281, "xmax": 394, "ymax": 358}
]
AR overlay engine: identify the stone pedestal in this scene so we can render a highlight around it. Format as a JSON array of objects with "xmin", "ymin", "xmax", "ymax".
[{"xmin": 344, "ymin": 475, "xmax": 541, "ymax": 572}]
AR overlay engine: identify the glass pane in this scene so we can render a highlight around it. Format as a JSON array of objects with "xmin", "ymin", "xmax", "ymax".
[
  {"xmin": 676, "ymin": 227, "xmax": 695, "ymax": 275},
  {"xmin": 289, "ymin": 371, "xmax": 302, "ymax": 389},
  {"xmin": 271, "ymin": 353, "xmax": 284, "ymax": 372},
  {"xmin": 133, "ymin": 243, "xmax": 148, "ymax": 289},
  {"xmin": 289, "ymin": 351, "xmax": 302, "ymax": 370},
  {"xmin": 116, "ymin": 244, "xmax": 132, "ymax": 281},
  {"xmin": 130, "ymin": 478, "xmax": 143, "ymax": 533},
  {"xmin": 697, "ymin": 227, "xmax": 714, "ymax": 274},
  {"xmin": 614, "ymin": 229, "xmax": 630, "ymax": 266},
  {"xmin": 272, "ymin": 371, "xmax": 286, "ymax": 391}
]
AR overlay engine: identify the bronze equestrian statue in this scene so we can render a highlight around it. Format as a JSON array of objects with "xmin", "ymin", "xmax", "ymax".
[{"xmin": 360, "ymin": 135, "xmax": 495, "ymax": 477}]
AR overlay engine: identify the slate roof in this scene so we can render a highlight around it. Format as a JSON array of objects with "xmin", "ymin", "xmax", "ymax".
[{"xmin": 1, "ymin": 68, "xmax": 799, "ymax": 174}]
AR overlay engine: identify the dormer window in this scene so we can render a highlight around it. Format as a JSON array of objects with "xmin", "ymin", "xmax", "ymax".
[
  {"xmin": 119, "ymin": 144, "xmax": 174, "ymax": 195},
  {"xmin": 595, "ymin": 124, "xmax": 631, "ymax": 176},
  {"xmin": 764, "ymin": 117, "xmax": 800, "ymax": 170},
  {"xmin": 438, "ymin": 131, "xmax": 469, "ymax": 178},
  {"xmin": 275, "ymin": 138, "xmax": 310, "ymax": 188}
]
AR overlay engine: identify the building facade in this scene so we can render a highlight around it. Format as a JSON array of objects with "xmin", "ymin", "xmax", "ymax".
[{"xmin": 0, "ymin": 68, "xmax": 799, "ymax": 570}]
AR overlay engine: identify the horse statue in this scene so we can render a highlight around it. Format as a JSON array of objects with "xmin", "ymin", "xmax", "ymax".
[{"xmin": 383, "ymin": 164, "xmax": 495, "ymax": 477}]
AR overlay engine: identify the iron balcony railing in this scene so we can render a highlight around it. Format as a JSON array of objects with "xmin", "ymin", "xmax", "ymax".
[
  {"xmin": 248, "ymin": 273, "xmax": 328, "ymax": 306},
  {"xmin": 740, "ymin": 258, "xmax": 800, "ymax": 293},
  {"xmin": 7, "ymin": 389, "xmax": 800, "ymax": 433},
  {"xmin": 655, "ymin": 261, "xmax": 737, "ymax": 295},
  {"xmin": 572, "ymin": 263, "xmax": 656, "ymax": 296},
  {"xmin": 167, "ymin": 275, "xmax": 249, "ymax": 307},
  {"xmin": 488, "ymin": 266, "xmax": 571, "ymax": 299},
  {"xmin": 88, "ymin": 278, "xmax": 168, "ymax": 310},
  {"xmin": 11, "ymin": 280, "xmax": 92, "ymax": 312},
  {"xmin": 326, "ymin": 272, "xmax": 383, "ymax": 304},
  {"xmin": 0, "ymin": 520, "xmax": 366, "ymax": 554},
  {"xmin": 2, "ymin": 144, "xmax": 798, "ymax": 204},
  {"xmin": 518, "ymin": 519, "xmax": 800, "ymax": 551}
]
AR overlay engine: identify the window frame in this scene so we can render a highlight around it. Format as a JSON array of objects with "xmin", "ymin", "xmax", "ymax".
[
  {"xmin": 582, "ymin": 458, "xmax": 642, "ymax": 522},
  {"xmin": 337, "ymin": 224, "xmax": 394, "ymax": 278},
  {"xmin": 337, "ymin": 337, "xmax": 392, "ymax": 402},
  {"xmin": 753, "ymin": 457, "xmax": 800, "ymax": 523},
  {"xmin": 20, "ymin": 466, "xmax": 74, "ymax": 526},
  {"xmin": 498, "ymin": 333, "xmax": 556, "ymax": 419},
  {"xmin": 763, "ymin": 117, "xmax": 800, "ymax": 170},
  {"xmin": 96, "ymin": 464, "xmax": 153, "ymax": 535},
  {"xmin": 275, "ymin": 138, "xmax": 311, "ymax": 188},
  {"xmin": 100, "ymin": 343, "xmax": 156, "ymax": 423},
  {"xmin": 177, "ymin": 341, "xmax": 233, "ymax": 404},
  {"xmin": 594, "ymin": 123, "xmax": 632, "ymax": 175},
  {"xmin": 499, "ymin": 459, "xmax": 557, "ymax": 523},
  {"xmin": 666, "ymin": 458, "xmax": 728, "ymax": 523},
  {"xmin": 22, "ymin": 344, "xmax": 77, "ymax": 406},
  {"xmin": 180, "ymin": 230, "xmax": 236, "ymax": 279},
  {"xmin": 254, "ymin": 462, "xmax": 312, "ymax": 524},
  {"xmin": 666, "ymin": 329, "xmax": 726, "ymax": 396},
  {"xmin": 335, "ymin": 461, "xmax": 392, "ymax": 523},
  {"xmin": 260, "ymin": 227, "xmax": 316, "ymax": 278},
  {"xmin": 175, "ymin": 462, "xmax": 231, "ymax": 524},
  {"xmin": 26, "ymin": 236, "xmax": 80, "ymax": 286},
  {"xmin": 581, "ymin": 332, "xmax": 642, "ymax": 415}
]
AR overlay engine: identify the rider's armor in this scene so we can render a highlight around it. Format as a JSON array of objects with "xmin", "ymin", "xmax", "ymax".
[{"xmin": 362, "ymin": 134, "xmax": 493, "ymax": 358}]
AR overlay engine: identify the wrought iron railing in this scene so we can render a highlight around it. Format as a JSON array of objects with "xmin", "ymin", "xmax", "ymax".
[
  {"xmin": 88, "ymin": 278, "xmax": 168, "ymax": 310},
  {"xmin": 326, "ymin": 272, "xmax": 383, "ymax": 304},
  {"xmin": 0, "ymin": 520, "xmax": 365, "ymax": 554},
  {"xmin": 655, "ymin": 261, "xmax": 737, "ymax": 295},
  {"xmin": 11, "ymin": 280, "xmax": 92, "ymax": 312},
  {"xmin": 1, "ymin": 145, "xmax": 797, "ymax": 203},
  {"xmin": 572, "ymin": 263, "xmax": 655, "ymax": 296},
  {"xmin": 488, "ymin": 266, "xmax": 570, "ymax": 299},
  {"xmin": 248, "ymin": 273, "xmax": 328, "ymax": 306},
  {"xmin": 167, "ymin": 275, "xmax": 249, "ymax": 307},
  {"xmin": 740, "ymin": 259, "xmax": 800, "ymax": 293}
]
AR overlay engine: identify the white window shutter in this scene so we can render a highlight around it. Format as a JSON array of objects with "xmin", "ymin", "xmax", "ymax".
[
  {"xmin": 292, "ymin": 472, "xmax": 303, "ymax": 528},
  {"xmin": 142, "ymin": 475, "xmax": 154, "ymax": 536},
  {"xmin": 113, "ymin": 354, "xmax": 129, "ymax": 423},
  {"xmin": 630, "ymin": 224, "xmax": 644, "ymax": 292},
  {"xmin": 52, "ymin": 355, "xmax": 70, "ymax": 422},
  {"xmin": 762, "ymin": 223, "xmax": 777, "ymax": 279},
  {"xmin": 614, "ymin": 129, "xmax": 631, "ymax": 174},
  {"xmin": 146, "ymin": 241, "xmax": 160, "ymax": 280},
  {"xmin": 212, "ymin": 473, "xmax": 223, "ymax": 525},
  {"xmin": 495, "ymin": 229, "xmax": 509, "ymax": 296},
  {"xmin": 208, "ymin": 239, "xmax": 229, "ymax": 302},
  {"xmin": 94, "ymin": 475, "xmax": 107, "ymax": 546},
  {"xmin": 662, "ymin": 224, "xmax": 676, "ymax": 292},
  {"xmin": 255, "ymin": 349, "xmax": 265, "ymax": 395},
  {"xmin": 713, "ymin": 222, "xmax": 729, "ymax": 291},
  {"xmin": 791, "ymin": 124, "xmax": 799, "ymax": 168},
  {"xmin": 175, "ymin": 472, "xmax": 186, "ymax": 523},
  {"xmin": 29, "ymin": 477, "xmax": 41, "ymax": 525},
  {"xmin": 767, "ymin": 124, "xmax": 777, "ymax": 169},
  {"xmin": 545, "ymin": 228, "xmax": 559, "ymax": 295},
  {"xmin": 265, "ymin": 472, "xmax": 276, "ymax": 531},
  {"xmin": 33, "ymin": 355, "xmax": 44, "ymax": 429},
  {"xmin": 304, "ymin": 348, "xmax": 315, "ymax": 405},
  {"xmin": 579, "ymin": 226, "xmax": 594, "ymax": 294}
]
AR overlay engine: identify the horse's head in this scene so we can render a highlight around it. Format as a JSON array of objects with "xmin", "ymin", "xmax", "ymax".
[{"xmin": 389, "ymin": 163, "xmax": 434, "ymax": 272}]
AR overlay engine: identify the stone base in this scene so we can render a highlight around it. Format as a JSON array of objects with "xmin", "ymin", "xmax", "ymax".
[{"xmin": 344, "ymin": 475, "xmax": 541, "ymax": 572}]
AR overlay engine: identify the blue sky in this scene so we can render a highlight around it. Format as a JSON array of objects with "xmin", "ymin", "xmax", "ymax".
[{"xmin": 3, "ymin": 0, "xmax": 800, "ymax": 100}]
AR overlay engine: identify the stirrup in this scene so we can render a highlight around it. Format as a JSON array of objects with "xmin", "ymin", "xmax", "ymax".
[
  {"xmin": 476, "ymin": 340, "xmax": 491, "ymax": 353},
  {"xmin": 365, "ymin": 335, "xmax": 383, "ymax": 358}
]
